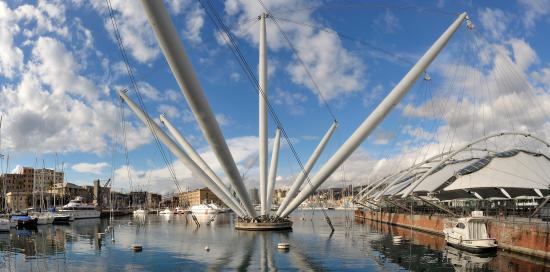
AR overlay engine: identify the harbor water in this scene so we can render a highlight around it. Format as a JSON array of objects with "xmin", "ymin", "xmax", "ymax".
[{"xmin": 0, "ymin": 210, "xmax": 548, "ymax": 271}]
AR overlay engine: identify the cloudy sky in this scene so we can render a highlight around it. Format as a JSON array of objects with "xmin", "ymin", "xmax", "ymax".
[{"xmin": 1, "ymin": 0, "xmax": 549, "ymax": 195}]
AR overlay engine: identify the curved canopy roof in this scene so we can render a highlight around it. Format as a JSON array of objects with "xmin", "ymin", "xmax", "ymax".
[
  {"xmin": 441, "ymin": 150, "xmax": 550, "ymax": 199},
  {"xmin": 375, "ymin": 150, "xmax": 550, "ymax": 200}
]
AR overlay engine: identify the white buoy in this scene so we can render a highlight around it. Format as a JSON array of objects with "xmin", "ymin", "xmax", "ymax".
[
  {"xmin": 277, "ymin": 242, "xmax": 290, "ymax": 250},
  {"xmin": 205, "ymin": 246, "xmax": 210, "ymax": 252}
]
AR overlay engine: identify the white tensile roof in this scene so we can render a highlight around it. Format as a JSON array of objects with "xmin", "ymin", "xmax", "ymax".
[
  {"xmin": 396, "ymin": 159, "xmax": 477, "ymax": 196},
  {"xmin": 442, "ymin": 150, "xmax": 550, "ymax": 198}
]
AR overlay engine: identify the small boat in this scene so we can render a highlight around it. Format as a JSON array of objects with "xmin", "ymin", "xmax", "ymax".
[
  {"xmin": 0, "ymin": 218, "xmax": 10, "ymax": 232},
  {"xmin": 159, "ymin": 208, "xmax": 173, "ymax": 215},
  {"xmin": 190, "ymin": 203, "xmax": 223, "ymax": 214},
  {"xmin": 133, "ymin": 208, "xmax": 147, "ymax": 216},
  {"xmin": 10, "ymin": 215, "xmax": 38, "ymax": 228},
  {"xmin": 443, "ymin": 211, "xmax": 497, "ymax": 253}
]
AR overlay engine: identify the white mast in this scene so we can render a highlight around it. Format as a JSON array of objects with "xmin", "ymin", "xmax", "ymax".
[
  {"xmin": 276, "ymin": 121, "xmax": 337, "ymax": 216},
  {"xmin": 118, "ymin": 90, "xmax": 247, "ymax": 218},
  {"xmin": 160, "ymin": 114, "xmax": 246, "ymax": 215},
  {"xmin": 258, "ymin": 12, "xmax": 269, "ymax": 216},
  {"xmin": 280, "ymin": 12, "xmax": 468, "ymax": 217},
  {"xmin": 265, "ymin": 128, "xmax": 281, "ymax": 214},
  {"xmin": 140, "ymin": 0, "xmax": 255, "ymax": 217}
]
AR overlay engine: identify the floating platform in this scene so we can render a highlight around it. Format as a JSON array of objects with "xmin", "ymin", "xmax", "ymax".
[{"xmin": 235, "ymin": 220, "xmax": 293, "ymax": 231}]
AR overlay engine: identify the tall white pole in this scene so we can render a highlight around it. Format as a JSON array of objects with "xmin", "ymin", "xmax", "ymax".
[
  {"xmin": 140, "ymin": 0, "xmax": 255, "ymax": 217},
  {"xmin": 119, "ymin": 90, "xmax": 247, "ymax": 218},
  {"xmin": 160, "ymin": 114, "xmax": 246, "ymax": 216},
  {"xmin": 280, "ymin": 13, "xmax": 468, "ymax": 217},
  {"xmin": 258, "ymin": 13, "xmax": 269, "ymax": 216},
  {"xmin": 276, "ymin": 121, "xmax": 338, "ymax": 216},
  {"xmin": 265, "ymin": 128, "xmax": 281, "ymax": 214}
]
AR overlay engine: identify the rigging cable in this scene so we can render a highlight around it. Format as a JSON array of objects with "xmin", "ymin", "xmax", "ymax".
[
  {"xmin": 105, "ymin": 0, "xmax": 182, "ymax": 193},
  {"xmin": 199, "ymin": 0, "xmax": 335, "ymax": 223}
]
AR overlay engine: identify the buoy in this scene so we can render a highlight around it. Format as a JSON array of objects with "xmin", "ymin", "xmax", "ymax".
[
  {"xmin": 132, "ymin": 244, "xmax": 143, "ymax": 252},
  {"xmin": 277, "ymin": 242, "xmax": 290, "ymax": 250},
  {"xmin": 204, "ymin": 246, "xmax": 210, "ymax": 251}
]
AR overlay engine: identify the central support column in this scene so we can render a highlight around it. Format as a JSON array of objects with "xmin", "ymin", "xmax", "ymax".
[{"xmin": 259, "ymin": 13, "xmax": 269, "ymax": 216}]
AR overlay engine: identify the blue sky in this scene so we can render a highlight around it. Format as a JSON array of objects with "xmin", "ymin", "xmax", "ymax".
[{"xmin": 1, "ymin": 0, "xmax": 550, "ymax": 195}]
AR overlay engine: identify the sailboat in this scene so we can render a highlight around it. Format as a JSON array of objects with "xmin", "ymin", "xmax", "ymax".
[
  {"xmin": 0, "ymin": 116, "xmax": 11, "ymax": 231},
  {"xmin": 31, "ymin": 160, "xmax": 54, "ymax": 225}
]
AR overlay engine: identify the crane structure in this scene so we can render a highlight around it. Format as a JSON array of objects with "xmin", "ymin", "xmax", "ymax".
[{"xmin": 118, "ymin": 0, "xmax": 469, "ymax": 230}]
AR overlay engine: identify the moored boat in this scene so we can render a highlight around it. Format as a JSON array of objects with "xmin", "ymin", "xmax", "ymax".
[
  {"xmin": 10, "ymin": 215, "xmax": 38, "ymax": 228},
  {"xmin": 59, "ymin": 197, "xmax": 101, "ymax": 219},
  {"xmin": 443, "ymin": 211, "xmax": 497, "ymax": 253},
  {"xmin": 190, "ymin": 203, "xmax": 224, "ymax": 214}
]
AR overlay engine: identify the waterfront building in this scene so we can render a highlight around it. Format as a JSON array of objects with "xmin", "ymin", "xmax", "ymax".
[
  {"xmin": 146, "ymin": 193, "xmax": 162, "ymax": 209},
  {"xmin": 179, "ymin": 187, "xmax": 223, "ymax": 207},
  {"xmin": 34, "ymin": 168, "xmax": 64, "ymax": 191},
  {"xmin": 6, "ymin": 191, "xmax": 32, "ymax": 211}
]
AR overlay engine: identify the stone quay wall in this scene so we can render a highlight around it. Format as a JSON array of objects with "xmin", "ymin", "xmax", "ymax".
[{"xmin": 355, "ymin": 209, "xmax": 550, "ymax": 260}]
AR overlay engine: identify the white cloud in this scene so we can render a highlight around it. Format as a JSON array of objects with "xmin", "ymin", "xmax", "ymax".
[
  {"xmin": 215, "ymin": 113, "xmax": 232, "ymax": 126},
  {"xmin": 0, "ymin": 2, "xmax": 23, "ymax": 79},
  {"xmin": 517, "ymin": 0, "xmax": 550, "ymax": 29},
  {"xmin": 375, "ymin": 9, "xmax": 401, "ymax": 33},
  {"xmin": 183, "ymin": 4, "xmax": 205, "ymax": 44},
  {"xmin": 272, "ymin": 89, "xmax": 307, "ymax": 115},
  {"xmin": 0, "ymin": 2, "xmax": 152, "ymax": 154},
  {"xmin": 373, "ymin": 131, "xmax": 395, "ymax": 145},
  {"xmin": 72, "ymin": 162, "xmax": 110, "ymax": 175},
  {"xmin": 223, "ymin": 0, "xmax": 365, "ymax": 101},
  {"xmin": 113, "ymin": 135, "xmax": 261, "ymax": 193},
  {"xmin": 478, "ymin": 8, "xmax": 509, "ymax": 39}
]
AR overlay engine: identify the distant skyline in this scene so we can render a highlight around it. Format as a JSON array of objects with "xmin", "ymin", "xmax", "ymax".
[{"xmin": 1, "ymin": 0, "xmax": 550, "ymax": 195}]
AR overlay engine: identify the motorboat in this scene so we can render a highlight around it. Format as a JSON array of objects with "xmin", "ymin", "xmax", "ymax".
[
  {"xmin": 159, "ymin": 208, "xmax": 173, "ymax": 215},
  {"xmin": 59, "ymin": 196, "xmax": 101, "ymax": 219},
  {"xmin": 190, "ymin": 203, "xmax": 224, "ymax": 214},
  {"xmin": 133, "ymin": 208, "xmax": 147, "ymax": 216},
  {"xmin": 443, "ymin": 211, "xmax": 497, "ymax": 253},
  {"xmin": 10, "ymin": 214, "xmax": 38, "ymax": 228},
  {"xmin": 0, "ymin": 218, "xmax": 10, "ymax": 232}
]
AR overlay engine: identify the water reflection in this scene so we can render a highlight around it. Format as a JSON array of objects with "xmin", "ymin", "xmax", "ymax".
[{"xmin": 0, "ymin": 212, "xmax": 547, "ymax": 271}]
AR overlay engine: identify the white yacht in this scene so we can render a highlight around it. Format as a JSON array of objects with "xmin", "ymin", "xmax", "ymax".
[
  {"xmin": 443, "ymin": 211, "xmax": 497, "ymax": 253},
  {"xmin": 190, "ymin": 203, "xmax": 224, "ymax": 214},
  {"xmin": 59, "ymin": 197, "xmax": 101, "ymax": 219}
]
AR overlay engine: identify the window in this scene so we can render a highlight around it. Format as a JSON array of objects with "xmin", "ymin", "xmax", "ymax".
[{"xmin": 456, "ymin": 223, "xmax": 465, "ymax": 229}]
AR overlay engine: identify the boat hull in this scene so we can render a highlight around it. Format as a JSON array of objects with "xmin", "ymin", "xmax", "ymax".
[
  {"xmin": 446, "ymin": 240, "xmax": 498, "ymax": 254},
  {"xmin": 60, "ymin": 210, "xmax": 101, "ymax": 219}
]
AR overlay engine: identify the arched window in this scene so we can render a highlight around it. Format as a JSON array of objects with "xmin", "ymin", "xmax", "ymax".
[{"xmin": 456, "ymin": 223, "xmax": 466, "ymax": 229}]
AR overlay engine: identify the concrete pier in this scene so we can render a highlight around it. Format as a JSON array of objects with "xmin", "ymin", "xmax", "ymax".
[{"xmin": 355, "ymin": 209, "xmax": 550, "ymax": 260}]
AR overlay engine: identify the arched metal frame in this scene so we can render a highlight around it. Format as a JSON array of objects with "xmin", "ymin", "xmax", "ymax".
[{"xmin": 400, "ymin": 131, "xmax": 550, "ymax": 198}]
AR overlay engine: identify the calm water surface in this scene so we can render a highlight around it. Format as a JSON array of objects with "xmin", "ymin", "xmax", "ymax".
[{"xmin": 0, "ymin": 210, "xmax": 548, "ymax": 271}]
